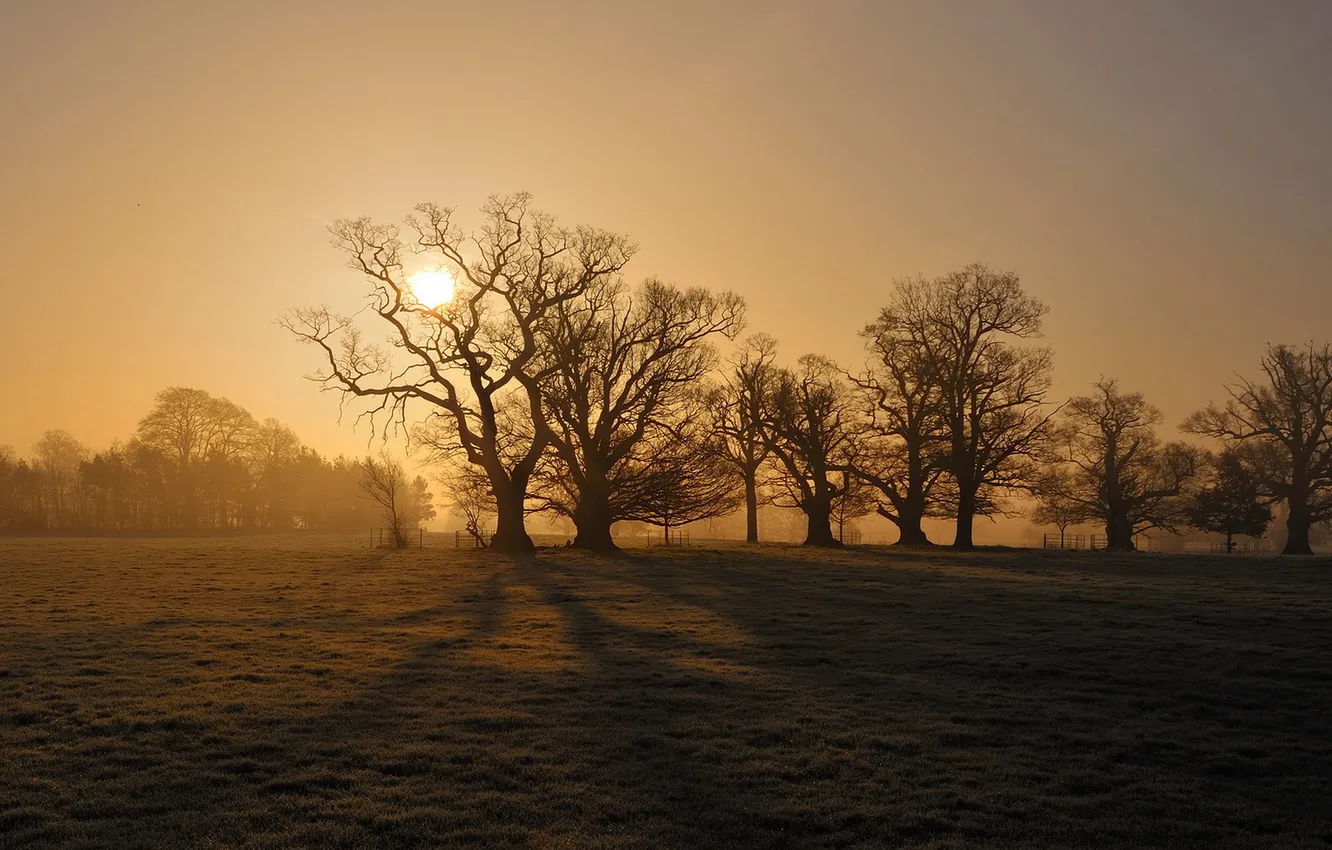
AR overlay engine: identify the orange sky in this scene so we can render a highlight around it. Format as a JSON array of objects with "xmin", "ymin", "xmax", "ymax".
[{"xmin": 3, "ymin": 1, "xmax": 1331, "ymax": 534}]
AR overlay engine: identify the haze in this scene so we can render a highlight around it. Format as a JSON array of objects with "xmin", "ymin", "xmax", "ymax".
[{"xmin": 3, "ymin": 0, "xmax": 1330, "ymax": 478}]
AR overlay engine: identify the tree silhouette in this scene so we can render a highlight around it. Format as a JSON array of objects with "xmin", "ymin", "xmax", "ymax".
[
  {"xmin": 1186, "ymin": 450, "xmax": 1271, "ymax": 553},
  {"xmin": 136, "ymin": 387, "xmax": 256, "ymax": 528},
  {"xmin": 1046, "ymin": 379, "xmax": 1203, "ymax": 551},
  {"xmin": 830, "ymin": 470, "xmax": 877, "ymax": 544},
  {"xmin": 442, "ymin": 465, "xmax": 496, "ymax": 548},
  {"xmin": 759, "ymin": 355, "xmax": 855, "ymax": 547},
  {"xmin": 708, "ymin": 334, "xmax": 778, "ymax": 544},
  {"xmin": 33, "ymin": 429, "xmax": 88, "ymax": 529},
  {"xmin": 535, "ymin": 277, "xmax": 744, "ymax": 549},
  {"xmin": 918, "ymin": 265, "xmax": 1055, "ymax": 548},
  {"xmin": 1030, "ymin": 471, "xmax": 1092, "ymax": 547},
  {"xmin": 614, "ymin": 420, "xmax": 743, "ymax": 543},
  {"xmin": 282, "ymin": 195, "xmax": 633, "ymax": 552},
  {"xmin": 358, "ymin": 453, "xmax": 432, "ymax": 548},
  {"xmin": 1185, "ymin": 343, "xmax": 1332, "ymax": 555},
  {"xmin": 849, "ymin": 291, "xmax": 950, "ymax": 545}
]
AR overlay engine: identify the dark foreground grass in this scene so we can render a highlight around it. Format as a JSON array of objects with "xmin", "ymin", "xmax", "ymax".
[{"xmin": 0, "ymin": 537, "xmax": 1329, "ymax": 848}]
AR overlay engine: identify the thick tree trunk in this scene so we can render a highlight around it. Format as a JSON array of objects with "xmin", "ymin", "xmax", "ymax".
[
  {"xmin": 803, "ymin": 497, "xmax": 840, "ymax": 547},
  {"xmin": 490, "ymin": 484, "xmax": 534, "ymax": 554},
  {"xmin": 952, "ymin": 489, "xmax": 976, "ymax": 549},
  {"xmin": 1106, "ymin": 512, "xmax": 1136, "ymax": 552},
  {"xmin": 744, "ymin": 474, "xmax": 759, "ymax": 544},
  {"xmin": 570, "ymin": 483, "xmax": 617, "ymax": 551},
  {"xmin": 893, "ymin": 509, "xmax": 932, "ymax": 546},
  {"xmin": 1283, "ymin": 502, "xmax": 1314, "ymax": 555}
]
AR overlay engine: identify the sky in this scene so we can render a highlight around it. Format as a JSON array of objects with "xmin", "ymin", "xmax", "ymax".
[{"xmin": 2, "ymin": 0, "xmax": 1331, "ymax": 526}]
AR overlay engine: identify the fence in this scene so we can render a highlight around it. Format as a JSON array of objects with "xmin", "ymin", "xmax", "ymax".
[
  {"xmin": 1043, "ymin": 533, "xmax": 1087, "ymax": 550},
  {"xmin": 371, "ymin": 527, "xmax": 423, "ymax": 548},
  {"xmin": 648, "ymin": 529, "xmax": 691, "ymax": 547},
  {"xmin": 454, "ymin": 529, "xmax": 487, "ymax": 549},
  {"xmin": 838, "ymin": 528, "xmax": 862, "ymax": 545},
  {"xmin": 1181, "ymin": 540, "xmax": 1258, "ymax": 555}
]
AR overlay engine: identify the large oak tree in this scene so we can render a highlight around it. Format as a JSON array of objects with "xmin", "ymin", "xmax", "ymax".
[
  {"xmin": 283, "ymin": 194, "xmax": 632, "ymax": 552},
  {"xmin": 535, "ymin": 277, "xmax": 743, "ymax": 549},
  {"xmin": 1046, "ymin": 379, "xmax": 1203, "ymax": 551},
  {"xmin": 1185, "ymin": 343, "xmax": 1332, "ymax": 555}
]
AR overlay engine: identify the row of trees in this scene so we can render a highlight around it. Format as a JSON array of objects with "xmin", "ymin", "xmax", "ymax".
[
  {"xmin": 0, "ymin": 387, "xmax": 434, "ymax": 533},
  {"xmin": 284, "ymin": 195, "xmax": 1332, "ymax": 555}
]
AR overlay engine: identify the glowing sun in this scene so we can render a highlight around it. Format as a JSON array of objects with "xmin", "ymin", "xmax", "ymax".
[{"xmin": 408, "ymin": 268, "xmax": 456, "ymax": 308}]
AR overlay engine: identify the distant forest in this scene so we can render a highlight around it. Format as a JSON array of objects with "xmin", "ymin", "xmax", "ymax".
[{"xmin": 0, "ymin": 387, "xmax": 420, "ymax": 533}]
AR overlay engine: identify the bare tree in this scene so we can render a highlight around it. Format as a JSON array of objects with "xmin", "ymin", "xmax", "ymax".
[
  {"xmin": 442, "ymin": 464, "xmax": 496, "ymax": 548},
  {"xmin": 136, "ymin": 387, "xmax": 257, "ymax": 527},
  {"xmin": 917, "ymin": 265, "xmax": 1056, "ymax": 548},
  {"xmin": 616, "ymin": 421, "xmax": 743, "ymax": 543},
  {"xmin": 1046, "ymin": 379, "xmax": 1203, "ymax": 551},
  {"xmin": 849, "ymin": 295, "xmax": 950, "ymax": 545},
  {"xmin": 759, "ymin": 355, "xmax": 856, "ymax": 547},
  {"xmin": 707, "ymin": 333, "xmax": 777, "ymax": 543},
  {"xmin": 536, "ymin": 277, "xmax": 744, "ymax": 549},
  {"xmin": 283, "ymin": 195, "xmax": 633, "ymax": 552},
  {"xmin": 830, "ymin": 470, "xmax": 878, "ymax": 544},
  {"xmin": 136, "ymin": 387, "xmax": 216, "ymax": 527},
  {"xmin": 1030, "ymin": 471, "xmax": 1093, "ymax": 547},
  {"xmin": 1184, "ymin": 343, "xmax": 1332, "ymax": 555},
  {"xmin": 33, "ymin": 429, "xmax": 89, "ymax": 529},
  {"xmin": 358, "ymin": 453, "xmax": 423, "ymax": 548}
]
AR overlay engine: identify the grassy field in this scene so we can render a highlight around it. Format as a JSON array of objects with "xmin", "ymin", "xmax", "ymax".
[{"xmin": 1, "ymin": 537, "xmax": 1329, "ymax": 848}]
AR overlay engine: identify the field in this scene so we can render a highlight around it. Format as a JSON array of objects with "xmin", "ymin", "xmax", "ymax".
[{"xmin": 1, "ymin": 537, "xmax": 1329, "ymax": 849}]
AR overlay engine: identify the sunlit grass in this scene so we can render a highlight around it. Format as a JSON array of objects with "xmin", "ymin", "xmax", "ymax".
[{"xmin": 1, "ymin": 537, "xmax": 1328, "ymax": 847}]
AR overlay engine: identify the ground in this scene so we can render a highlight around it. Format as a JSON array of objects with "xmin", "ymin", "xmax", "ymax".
[{"xmin": 0, "ymin": 537, "xmax": 1329, "ymax": 849}]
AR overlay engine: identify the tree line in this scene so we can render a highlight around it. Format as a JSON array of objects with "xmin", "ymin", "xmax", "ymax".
[
  {"xmin": 0, "ymin": 387, "xmax": 434, "ymax": 533},
  {"xmin": 283, "ymin": 195, "xmax": 1332, "ymax": 555}
]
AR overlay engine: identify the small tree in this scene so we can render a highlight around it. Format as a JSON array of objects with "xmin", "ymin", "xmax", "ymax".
[
  {"xmin": 830, "ymin": 470, "xmax": 878, "ymax": 544},
  {"xmin": 359, "ymin": 453, "xmax": 415, "ymax": 547},
  {"xmin": 1030, "ymin": 472, "xmax": 1092, "ymax": 547},
  {"xmin": 1186, "ymin": 450, "xmax": 1271, "ymax": 553},
  {"xmin": 618, "ymin": 426, "xmax": 743, "ymax": 544},
  {"xmin": 444, "ymin": 465, "xmax": 496, "ymax": 548}
]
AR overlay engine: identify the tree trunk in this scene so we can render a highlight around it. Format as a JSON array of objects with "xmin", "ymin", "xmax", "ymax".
[
  {"xmin": 744, "ymin": 474, "xmax": 759, "ymax": 544},
  {"xmin": 1283, "ymin": 502, "xmax": 1314, "ymax": 555},
  {"xmin": 893, "ymin": 509, "xmax": 932, "ymax": 546},
  {"xmin": 490, "ymin": 483, "xmax": 534, "ymax": 554},
  {"xmin": 952, "ymin": 489, "xmax": 976, "ymax": 549},
  {"xmin": 1106, "ymin": 512, "xmax": 1136, "ymax": 552},
  {"xmin": 803, "ymin": 497, "xmax": 840, "ymax": 547},
  {"xmin": 1226, "ymin": 531, "xmax": 1234, "ymax": 554},
  {"xmin": 570, "ymin": 485, "xmax": 617, "ymax": 551}
]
